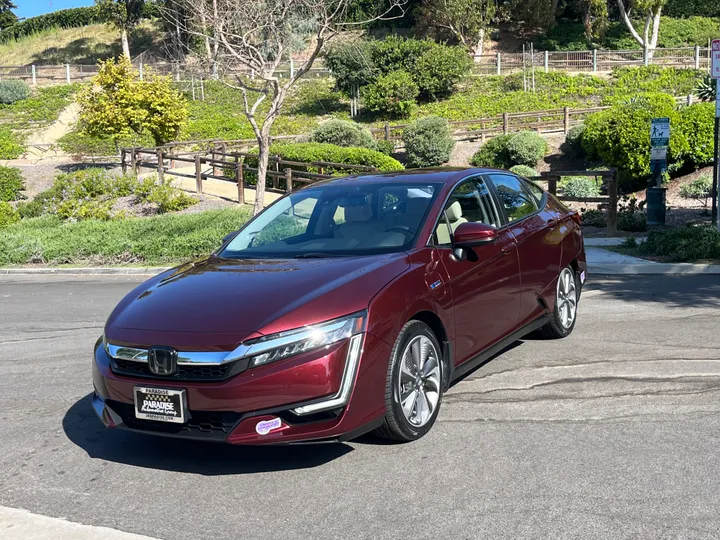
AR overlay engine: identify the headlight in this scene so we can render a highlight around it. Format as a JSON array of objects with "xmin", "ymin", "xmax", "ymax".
[{"xmin": 243, "ymin": 311, "xmax": 367, "ymax": 368}]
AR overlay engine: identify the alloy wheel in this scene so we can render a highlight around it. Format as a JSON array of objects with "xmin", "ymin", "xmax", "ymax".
[
  {"xmin": 397, "ymin": 335, "xmax": 441, "ymax": 428},
  {"xmin": 557, "ymin": 267, "xmax": 578, "ymax": 329}
]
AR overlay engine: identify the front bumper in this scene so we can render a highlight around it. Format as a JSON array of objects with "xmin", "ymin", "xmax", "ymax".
[{"xmin": 92, "ymin": 333, "xmax": 390, "ymax": 445}]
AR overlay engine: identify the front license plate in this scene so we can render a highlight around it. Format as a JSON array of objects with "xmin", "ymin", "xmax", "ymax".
[{"xmin": 134, "ymin": 387, "xmax": 187, "ymax": 424}]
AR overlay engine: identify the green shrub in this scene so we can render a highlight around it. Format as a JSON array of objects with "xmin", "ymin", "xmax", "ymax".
[
  {"xmin": 696, "ymin": 74, "xmax": 716, "ymax": 102},
  {"xmin": 639, "ymin": 225, "xmax": 720, "ymax": 262},
  {"xmin": 371, "ymin": 36, "xmax": 434, "ymax": 74},
  {"xmin": 582, "ymin": 93, "xmax": 687, "ymax": 190},
  {"xmin": 677, "ymin": 102, "xmax": 714, "ymax": 167},
  {"xmin": 362, "ymin": 71, "xmax": 418, "ymax": 118},
  {"xmin": 0, "ymin": 201, "xmax": 18, "ymax": 229},
  {"xmin": 0, "ymin": 80, "xmax": 30, "ymax": 105},
  {"xmin": 413, "ymin": 45, "xmax": 472, "ymax": 100},
  {"xmin": 470, "ymin": 134, "xmax": 513, "ymax": 168},
  {"xmin": 262, "ymin": 142, "xmax": 403, "ymax": 175},
  {"xmin": 0, "ymin": 127, "xmax": 24, "ymax": 159},
  {"xmin": 375, "ymin": 139, "xmax": 395, "ymax": 156},
  {"xmin": 311, "ymin": 119, "xmax": 376, "ymax": 149},
  {"xmin": 403, "ymin": 116, "xmax": 455, "ymax": 168},
  {"xmin": 505, "ymin": 131, "xmax": 547, "ymax": 167},
  {"xmin": 617, "ymin": 197, "xmax": 647, "ymax": 232},
  {"xmin": 679, "ymin": 174, "xmax": 713, "ymax": 207},
  {"xmin": 509, "ymin": 165, "xmax": 538, "ymax": 177},
  {"xmin": 560, "ymin": 176, "xmax": 600, "ymax": 198},
  {"xmin": 323, "ymin": 40, "xmax": 377, "ymax": 95},
  {"xmin": 580, "ymin": 208, "xmax": 606, "ymax": 227},
  {"xmin": 565, "ymin": 124, "xmax": 585, "ymax": 155},
  {"xmin": 142, "ymin": 178, "xmax": 198, "ymax": 213},
  {"xmin": 0, "ymin": 166, "xmax": 24, "ymax": 201}
]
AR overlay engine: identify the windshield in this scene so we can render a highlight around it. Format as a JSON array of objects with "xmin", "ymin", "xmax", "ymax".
[{"xmin": 221, "ymin": 182, "xmax": 441, "ymax": 259}]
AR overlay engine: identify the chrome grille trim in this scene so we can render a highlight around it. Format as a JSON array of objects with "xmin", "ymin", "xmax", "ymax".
[{"xmin": 106, "ymin": 344, "xmax": 232, "ymax": 365}]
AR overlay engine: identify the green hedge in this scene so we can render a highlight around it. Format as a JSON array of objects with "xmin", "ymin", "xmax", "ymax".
[
  {"xmin": 677, "ymin": 102, "xmax": 715, "ymax": 168},
  {"xmin": 0, "ymin": 5, "xmax": 158, "ymax": 43},
  {"xmin": 266, "ymin": 142, "xmax": 403, "ymax": 173},
  {"xmin": 311, "ymin": 120, "xmax": 376, "ymax": 149}
]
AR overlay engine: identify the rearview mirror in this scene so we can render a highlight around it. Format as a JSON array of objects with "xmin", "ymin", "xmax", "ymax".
[{"xmin": 452, "ymin": 222, "xmax": 497, "ymax": 248}]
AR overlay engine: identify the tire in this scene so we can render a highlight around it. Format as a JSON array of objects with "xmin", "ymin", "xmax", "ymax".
[
  {"xmin": 540, "ymin": 265, "xmax": 579, "ymax": 339},
  {"xmin": 373, "ymin": 320, "xmax": 444, "ymax": 442}
]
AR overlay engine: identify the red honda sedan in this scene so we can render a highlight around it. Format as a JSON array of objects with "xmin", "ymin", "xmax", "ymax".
[{"xmin": 93, "ymin": 168, "xmax": 586, "ymax": 444}]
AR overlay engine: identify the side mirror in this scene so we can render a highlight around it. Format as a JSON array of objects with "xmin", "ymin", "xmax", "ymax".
[{"xmin": 452, "ymin": 222, "xmax": 497, "ymax": 248}]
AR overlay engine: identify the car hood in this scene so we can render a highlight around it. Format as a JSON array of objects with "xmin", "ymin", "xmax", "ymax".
[{"xmin": 105, "ymin": 254, "xmax": 409, "ymax": 351}]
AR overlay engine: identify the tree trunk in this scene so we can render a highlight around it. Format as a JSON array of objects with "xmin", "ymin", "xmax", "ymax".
[
  {"xmin": 253, "ymin": 138, "xmax": 271, "ymax": 215},
  {"xmin": 648, "ymin": 7, "xmax": 662, "ymax": 61},
  {"xmin": 473, "ymin": 28, "xmax": 486, "ymax": 60},
  {"xmin": 121, "ymin": 28, "xmax": 131, "ymax": 60}
]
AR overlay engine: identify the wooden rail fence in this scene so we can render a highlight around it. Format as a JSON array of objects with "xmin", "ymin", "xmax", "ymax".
[{"xmin": 121, "ymin": 146, "xmax": 377, "ymax": 203}]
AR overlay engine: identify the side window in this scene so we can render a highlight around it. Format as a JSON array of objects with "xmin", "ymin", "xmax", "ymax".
[
  {"xmin": 488, "ymin": 174, "xmax": 538, "ymax": 223},
  {"xmin": 522, "ymin": 179, "xmax": 545, "ymax": 205},
  {"xmin": 434, "ymin": 178, "xmax": 500, "ymax": 246}
]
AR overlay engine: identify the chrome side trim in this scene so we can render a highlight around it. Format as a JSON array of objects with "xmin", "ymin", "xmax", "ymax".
[{"xmin": 291, "ymin": 333, "xmax": 364, "ymax": 415}]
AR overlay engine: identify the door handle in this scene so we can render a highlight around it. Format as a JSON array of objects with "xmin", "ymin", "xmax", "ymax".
[
  {"xmin": 546, "ymin": 218, "xmax": 557, "ymax": 225},
  {"xmin": 501, "ymin": 243, "xmax": 516, "ymax": 255}
]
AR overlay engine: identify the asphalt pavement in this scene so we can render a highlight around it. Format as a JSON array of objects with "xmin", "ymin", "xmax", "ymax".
[{"xmin": 1, "ymin": 274, "xmax": 720, "ymax": 540}]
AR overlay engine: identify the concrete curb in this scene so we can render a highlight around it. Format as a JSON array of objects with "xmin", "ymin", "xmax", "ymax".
[
  {"xmin": 590, "ymin": 263, "xmax": 720, "ymax": 275},
  {"xmin": 0, "ymin": 267, "xmax": 171, "ymax": 276}
]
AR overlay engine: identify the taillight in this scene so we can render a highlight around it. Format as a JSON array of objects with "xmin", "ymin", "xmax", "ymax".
[{"xmin": 570, "ymin": 212, "xmax": 581, "ymax": 225}]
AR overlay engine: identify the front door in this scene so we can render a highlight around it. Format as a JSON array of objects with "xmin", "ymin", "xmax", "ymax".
[{"xmin": 433, "ymin": 177, "xmax": 521, "ymax": 367}]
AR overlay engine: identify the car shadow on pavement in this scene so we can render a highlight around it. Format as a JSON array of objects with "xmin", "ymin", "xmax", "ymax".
[{"xmin": 63, "ymin": 394, "xmax": 353, "ymax": 475}]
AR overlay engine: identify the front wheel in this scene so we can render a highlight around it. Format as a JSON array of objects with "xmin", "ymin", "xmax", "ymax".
[
  {"xmin": 540, "ymin": 265, "xmax": 579, "ymax": 339},
  {"xmin": 373, "ymin": 321, "xmax": 443, "ymax": 442}
]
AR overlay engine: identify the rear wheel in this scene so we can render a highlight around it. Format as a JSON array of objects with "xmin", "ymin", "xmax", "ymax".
[
  {"xmin": 373, "ymin": 321, "xmax": 443, "ymax": 442},
  {"xmin": 540, "ymin": 265, "xmax": 579, "ymax": 339}
]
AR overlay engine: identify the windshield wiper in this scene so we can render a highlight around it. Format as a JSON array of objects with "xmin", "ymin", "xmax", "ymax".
[{"xmin": 293, "ymin": 252, "xmax": 343, "ymax": 259}]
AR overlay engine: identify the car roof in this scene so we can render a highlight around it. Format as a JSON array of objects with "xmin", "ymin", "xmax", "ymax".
[{"xmin": 310, "ymin": 167, "xmax": 511, "ymax": 188}]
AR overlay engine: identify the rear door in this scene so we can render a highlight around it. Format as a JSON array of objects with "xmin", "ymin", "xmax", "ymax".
[
  {"xmin": 432, "ymin": 176, "xmax": 521, "ymax": 366},
  {"xmin": 486, "ymin": 173, "xmax": 562, "ymax": 326}
]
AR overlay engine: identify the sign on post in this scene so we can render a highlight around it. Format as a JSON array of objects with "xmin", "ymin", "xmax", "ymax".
[
  {"xmin": 712, "ymin": 39, "xmax": 720, "ymax": 80},
  {"xmin": 650, "ymin": 117, "xmax": 670, "ymax": 148}
]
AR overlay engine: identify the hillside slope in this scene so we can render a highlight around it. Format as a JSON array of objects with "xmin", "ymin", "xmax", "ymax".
[{"xmin": 0, "ymin": 20, "xmax": 165, "ymax": 66}]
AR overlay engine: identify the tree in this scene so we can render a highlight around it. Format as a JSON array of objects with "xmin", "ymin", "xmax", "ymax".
[
  {"xmin": 0, "ymin": 0, "xmax": 18, "ymax": 30},
  {"xmin": 96, "ymin": 0, "xmax": 146, "ymax": 59},
  {"xmin": 616, "ymin": 0, "xmax": 666, "ymax": 62},
  {"xmin": 163, "ymin": 0, "xmax": 406, "ymax": 215},
  {"xmin": 78, "ymin": 57, "xmax": 188, "ymax": 147},
  {"xmin": 420, "ymin": 0, "xmax": 496, "ymax": 57}
]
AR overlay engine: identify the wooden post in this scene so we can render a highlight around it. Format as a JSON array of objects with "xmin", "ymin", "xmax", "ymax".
[
  {"xmin": 496, "ymin": 52, "xmax": 501, "ymax": 75},
  {"xmin": 157, "ymin": 149, "xmax": 164, "ymax": 181},
  {"xmin": 195, "ymin": 154, "xmax": 203, "ymax": 195},
  {"xmin": 592, "ymin": 49, "xmax": 597, "ymax": 72},
  {"xmin": 121, "ymin": 148, "xmax": 127, "ymax": 174},
  {"xmin": 236, "ymin": 156, "xmax": 245, "ymax": 204},
  {"xmin": 544, "ymin": 51, "xmax": 549, "ymax": 73},
  {"xmin": 384, "ymin": 123, "xmax": 390, "ymax": 141},
  {"xmin": 284, "ymin": 168, "xmax": 293, "ymax": 193},
  {"xmin": 273, "ymin": 156, "xmax": 280, "ymax": 190},
  {"xmin": 503, "ymin": 113, "xmax": 509, "ymax": 135},
  {"xmin": 563, "ymin": 106, "xmax": 570, "ymax": 134},
  {"xmin": 694, "ymin": 45, "xmax": 700, "ymax": 70},
  {"xmin": 546, "ymin": 174, "xmax": 558, "ymax": 195},
  {"xmin": 318, "ymin": 166, "xmax": 324, "ymax": 176},
  {"xmin": 607, "ymin": 170, "xmax": 618, "ymax": 236},
  {"xmin": 130, "ymin": 148, "xmax": 137, "ymax": 174}
]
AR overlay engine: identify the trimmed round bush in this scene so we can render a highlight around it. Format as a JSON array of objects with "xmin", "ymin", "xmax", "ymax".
[
  {"xmin": 0, "ymin": 80, "xmax": 30, "ymax": 104},
  {"xmin": 0, "ymin": 201, "xmax": 19, "ymax": 229},
  {"xmin": 375, "ymin": 139, "xmax": 395, "ymax": 156},
  {"xmin": 582, "ymin": 93, "xmax": 688, "ymax": 191},
  {"xmin": 509, "ymin": 165, "xmax": 538, "ymax": 177},
  {"xmin": 677, "ymin": 102, "xmax": 714, "ymax": 168},
  {"xmin": 560, "ymin": 176, "xmax": 600, "ymax": 198},
  {"xmin": 361, "ymin": 71, "xmax": 418, "ymax": 118},
  {"xmin": 413, "ymin": 44, "xmax": 472, "ymax": 101},
  {"xmin": 470, "ymin": 135, "xmax": 513, "ymax": 168},
  {"xmin": 0, "ymin": 166, "xmax": 24, "ymax": 202},
  {"xmin": 323, "ymin": 40, "xmax": 377, "ymax": 95},
  {"xmin": 505, "ymin": 131, "xmax": 548, "ymax": 167},
  {"xmin": 565, "ymin": 124, "xmax": 585, "ymax": 155},
  {"xmin": 403, "ymin": 116, "xmax": 455, "ymax": 168},
  {"xmin": 311, "ymin": 120, "xmax": 376, "ymax": 149}
]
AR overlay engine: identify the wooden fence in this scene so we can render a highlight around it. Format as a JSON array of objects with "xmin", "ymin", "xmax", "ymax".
[
  {"xmin": 0, "ymin": 46, "xmax": 712, "ymax": 87},
  {"xmin": 533, "ymin": 170, "xmax": 618, "ymax": 235},
  {"xmin": 121, "ymin": 145, "xmax": 376, "ymax": 203}
]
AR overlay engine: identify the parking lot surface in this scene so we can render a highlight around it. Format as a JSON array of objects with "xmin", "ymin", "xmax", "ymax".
[{"xmin": 1, "ymin": 274, "xmax": 719, "ymax": 540}]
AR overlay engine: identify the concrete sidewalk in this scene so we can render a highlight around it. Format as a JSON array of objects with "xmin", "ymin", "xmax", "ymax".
[
  {"xmin": 586, "ymin": 246, "xmax": 720, "ymax": 275},
  {"xmin": 0, "ymin": 506, "xmax": 158, "ymax": 540}
]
